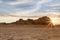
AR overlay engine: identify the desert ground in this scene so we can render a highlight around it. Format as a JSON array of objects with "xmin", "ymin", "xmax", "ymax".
[{"xmin": 0, "ymin": 24, "xmax": 60, "ymax": 40}]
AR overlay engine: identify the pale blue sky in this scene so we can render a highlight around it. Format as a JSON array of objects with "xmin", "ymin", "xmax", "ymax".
[
  {"xmin": 0, "ymin": 0, "xmax": 60, "ymax": 16},
  {"xmin": 0, "ymin": 0, "xmax": 60, "ymax": 23}
]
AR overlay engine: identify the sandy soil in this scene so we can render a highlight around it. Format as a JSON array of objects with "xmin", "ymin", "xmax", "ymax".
[{"xmin": 0, "ymin": 25, "xmax": 60, "ymax": 40}]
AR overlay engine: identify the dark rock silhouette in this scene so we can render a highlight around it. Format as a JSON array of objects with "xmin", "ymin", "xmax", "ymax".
[
  {"xmin": 37, "ymin": 16, "xmax": 51, "ymax": 25},
  {"xmin": 12, "ymin": 19, "xmax": 26, "ymax": 25},
  {"xmin": 11, "ymin": 16, "xmax": 52, "ymax": 25},
  {"xmin": 0, "ymin": 16, "xmax": 52, "ymax": 25},
  {"xmin": 0, "ymin": 22, "xmax": 7, "ymax": 25},
  {"xmin": 26, "ymin": 19, "xmax": 36, "ymax": 25}
]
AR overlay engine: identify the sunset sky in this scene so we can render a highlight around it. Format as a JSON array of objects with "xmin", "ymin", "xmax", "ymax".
[{"xmin": 0, "ymin": 0, "xmax": 60, "ymax": 23}]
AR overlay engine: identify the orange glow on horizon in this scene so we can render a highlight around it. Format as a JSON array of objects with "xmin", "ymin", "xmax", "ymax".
[{"xmin": 50, "ymin": 17, "xmax": 60, "ymax": 25}]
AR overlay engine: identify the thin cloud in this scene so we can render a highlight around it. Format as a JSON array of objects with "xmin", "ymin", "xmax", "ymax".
[
  {"xmin": 6, "ymin": 0, "xmax": 32, "ymax": 5},
  {"xmin": 0, "ymin": 0, "xmax": 60, "ymax": 16},
  {"xmin": 0, "ymin": 0, "xmax": 3, "ymax": 3}
]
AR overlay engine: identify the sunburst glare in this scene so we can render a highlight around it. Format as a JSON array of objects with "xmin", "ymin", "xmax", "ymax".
[{"xmin": 50, "ymin": 17, "xmax": 59, "ymax": 25}]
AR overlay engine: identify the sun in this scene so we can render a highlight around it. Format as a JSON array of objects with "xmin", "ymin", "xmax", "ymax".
[{"xmin": 50, "ymin": 17, "xmax": 57, "ymax": 25}]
